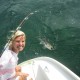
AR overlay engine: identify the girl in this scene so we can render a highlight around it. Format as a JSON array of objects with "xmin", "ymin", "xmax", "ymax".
[{"xmin": 0, "ymin": 30, "xmax": 29, "ymax": 80}]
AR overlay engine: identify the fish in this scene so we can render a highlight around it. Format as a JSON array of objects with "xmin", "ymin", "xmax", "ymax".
[{"xmin": 39, "ymin": 38, "xmax": 54, "ymax": 50}]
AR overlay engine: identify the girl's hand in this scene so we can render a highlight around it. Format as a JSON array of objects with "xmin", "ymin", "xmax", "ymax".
[
  {"xmin": 15, "ymin": 66, "xmax": 21, "ymax": 72},
  {"xmin": 20, "ymin": 72, "xmax": 29, "ymax": 77},
  {"xmin": 19, "ymin": 72, "xmax": 29, "ymax": 80}
]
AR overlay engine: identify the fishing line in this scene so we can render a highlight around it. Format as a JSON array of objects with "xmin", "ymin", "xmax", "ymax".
[
  {"xmin": 1, "ymin": 10, "xmax": 38, "ymax": 55},
  {"xmin": 1, "ymin": 10, "xmax": 38, "ymax": 80}
]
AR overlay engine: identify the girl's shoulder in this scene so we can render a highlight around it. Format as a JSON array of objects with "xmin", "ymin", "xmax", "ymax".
[{"xmin": 1, "ymin": 49, "xmax": 12, "ymax": 58}]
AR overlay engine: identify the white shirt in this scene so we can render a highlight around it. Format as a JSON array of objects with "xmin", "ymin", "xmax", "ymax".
[{"xmin": 0, "ymin": 48, "xmax": 18, "ymax": 80}]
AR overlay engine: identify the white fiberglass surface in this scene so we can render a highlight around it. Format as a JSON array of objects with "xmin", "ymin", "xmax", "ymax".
[
  {"xmin": 19, "ymin": 57, "xmax": 80, "ymax": 80},
  {"xmin": 35, "ymin": 60, "xmax": 68, "ymax": 80},
  {"xmin": 21, "ymin": 60, "xmax": 68, "ymax": 80}
]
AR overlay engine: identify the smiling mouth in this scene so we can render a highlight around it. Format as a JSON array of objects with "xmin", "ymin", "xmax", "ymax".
[{"xmin": 17, "ymin": 46, "xmax": 24, "ymax": 49}]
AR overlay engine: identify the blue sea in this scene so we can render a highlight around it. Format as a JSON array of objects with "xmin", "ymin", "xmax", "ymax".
[{"xmin": 0, "ymin": 0, "xmax": 80, "ymax": 76}]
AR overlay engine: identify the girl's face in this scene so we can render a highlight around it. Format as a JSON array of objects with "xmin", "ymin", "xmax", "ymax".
[{"xmin": 12, "ymin": 35, "xmax": 25, "ymax": 53}]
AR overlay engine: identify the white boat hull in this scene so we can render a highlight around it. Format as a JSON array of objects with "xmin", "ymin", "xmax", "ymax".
[{"xmin": 18, "ymin": 57, "xmax": 80, "ymax": 80}]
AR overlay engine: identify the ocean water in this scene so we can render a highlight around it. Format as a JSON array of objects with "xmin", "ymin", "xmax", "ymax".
[{"xmin": 0, "ymin": 0, "xmax": 80, "ymax": 76}]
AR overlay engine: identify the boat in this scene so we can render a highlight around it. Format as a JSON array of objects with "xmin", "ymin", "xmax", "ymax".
[{"xmin": 18, "ymin": 57, "xmax": 80, "ymax": 80}]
